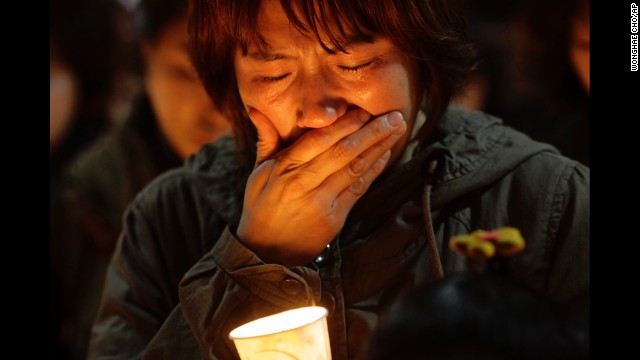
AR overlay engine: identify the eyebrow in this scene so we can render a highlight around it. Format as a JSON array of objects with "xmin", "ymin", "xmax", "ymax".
[
  {"xmin": 247, "ymin": 52, "xmax": 292, "ymax": 62},
  {"xmin": 327, "ymin": 38, "xmax": 374, "ymax": 53},
  {"xmin": 246, "ymin": 37, "xmax": 376, "ymax": 62}
]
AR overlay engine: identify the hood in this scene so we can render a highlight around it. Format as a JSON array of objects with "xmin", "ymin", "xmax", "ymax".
[
  {"xmin": 424, "ymin": 105, "xmax": 559, "ymax": 208},
  {"xmin": 340, "ymin": 104, "xmax": 560, "ymax": 257},
  {"xmin": 186, "ymin": 135, "xmax": 245, "ymax": 226}
]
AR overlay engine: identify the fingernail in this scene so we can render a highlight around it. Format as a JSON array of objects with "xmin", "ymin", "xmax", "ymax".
[
  {"xmin": 386, "ymin": 111, "xmax": 403, "ymax": 127},
  {"xmin": 381, "ymin": 149, "xmax": 391, "ymax": 160}
]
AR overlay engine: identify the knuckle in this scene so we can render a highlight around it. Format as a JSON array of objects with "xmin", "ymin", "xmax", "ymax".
[
  {"xmin": 374, "ymin": 134, "xmax": 399, "ymax": 154},
  {"xmin": 281, "ymin": 173, "xmax": 307, "ymax": 194},
  {"xmin": 370, "ymin": 117, "xmax": 387, "ymax": 137},
  {"xmin": 372, "ymin": 157, "xmax": 387, "ymax": 173},
  {"xmin": 307, "ymin": 129, "xmax": 333, "ymax": 150},
  {"xmin": 360, "ymin": 156, "xmax": 387, "ymax": 186},
  {"xmin": 333, "ymin": 138, "xmax": 356, "ymax": 160},
  {"xmin": 348, "ymin": 156, "xmax": 365, "ymax": 176},
  {"xmin": 374, "ymin": 140, "xmax": 389, "ymax": 154},
  {"xmin": 271, "ymin": 158, "xmax": 293, "ymax": 176},
  {"xmin": 349, "ymin": 177, "xmax": 367, "ymax": 196}
]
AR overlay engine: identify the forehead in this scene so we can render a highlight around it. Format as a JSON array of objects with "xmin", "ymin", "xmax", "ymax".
[
  {"xmin": 255, "ymin": 0, "xmax": 299, "ymax": 44},
  {"xmin": 250, "ymin": 0, "xmax": 372, "ymax": 53},
  {"xmin": 257, "ymin": 0, "xmax": 291, "ymax": 31}
]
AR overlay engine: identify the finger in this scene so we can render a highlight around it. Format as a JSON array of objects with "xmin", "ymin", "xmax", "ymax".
[
  {"xmin": 301, "ymin": 111, "xmax": 406, "ymax": 187},
  {"xmin": 318, "ymin": 124, "xmax": 400, "ymax": 196},
  {"xmin": 332, "ymin": 148, "xmax": 392, "ymax": 214},
  {"xmin": 247, "ymin": 108, "xmax": 281, "ymax": 166},
  {"xmin": 320, "ymin": 118, "xmax": 399, "ymax": 193},
  {"xmin": 284, "ymin": 108, "xmax": 371, "ymax": 164}
]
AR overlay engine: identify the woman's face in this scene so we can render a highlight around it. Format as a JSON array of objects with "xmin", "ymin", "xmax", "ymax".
[
  {"xmin": 234, "ymin": 0, "xmax": 423, "ymax": 162},
  {"xmin": 144, "ymin": 17, "xmax": 231, "ymax": 160}
]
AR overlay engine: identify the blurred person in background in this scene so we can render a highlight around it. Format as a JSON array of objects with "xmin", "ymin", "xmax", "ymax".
[
  {"xmin": 566, "ymin": 0, "xmax": 589, "ymax": 94},
  {"xmin": 366, "ymin": 273, "xmax": 589, "ymax": 360},
  {"xmin": 50, "ymin": 0, "xmax": 130, "ymax": 166},
  {"xmin": 50, "ymin": 0, "xmax": 130, "ymax": 358},
  {"xmin": 54, "ymin": 0, "xmax": 231, "ymax": 358},
  {"xmin": 366, "ymin": 229, "xmax": 589, "ymax": 360},
  {"xmin": 454, "ymin": 0, "xmax": 589, "ymax": 166},
  {"xmin": 511, "ymin": 0, "xmax": 589, "ymax": 166}
]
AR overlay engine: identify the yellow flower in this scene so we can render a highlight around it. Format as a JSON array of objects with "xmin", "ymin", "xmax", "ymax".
[{"xmin": 449, "ymin": 227, "xmax": 525, "ymax": 260}]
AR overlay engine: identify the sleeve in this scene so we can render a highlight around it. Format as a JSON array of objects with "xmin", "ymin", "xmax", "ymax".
[
  {"xmin": 178, "ymin": 227, "xmax": 322, "ymax": 359},
  {"xmin": 89, "ymin": 195, "xmax": 322, "ymax": 359},
  {"xmin": 52, "ymin": 164, "xmax": 125, "ymax": 360},
  {"xmin": 545, "ymin": 162, "xmax": 590, "ymax": 325},
  {"xmin": 88, "ymin": 200, "xmax": 178, "ymax": 359}
]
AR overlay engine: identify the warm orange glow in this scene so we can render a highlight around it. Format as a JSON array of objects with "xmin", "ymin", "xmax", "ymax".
[{"xmin": 229, "ymin": 306, "xmax": 331, "ymax": 360}]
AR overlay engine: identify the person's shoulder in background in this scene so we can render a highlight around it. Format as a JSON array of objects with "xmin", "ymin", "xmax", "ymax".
[{"xmin": 366, "ymin": 273, "xmax": 590, "ymax": 360}]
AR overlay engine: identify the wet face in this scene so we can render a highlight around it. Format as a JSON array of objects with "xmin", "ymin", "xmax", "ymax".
[
  {"xmin": 233, "ymin": 0, "xmax": 423, "ymax": 163},
  {"xmin": 144, "ymin": 17, "xmax": 231, "ymax": 160}
]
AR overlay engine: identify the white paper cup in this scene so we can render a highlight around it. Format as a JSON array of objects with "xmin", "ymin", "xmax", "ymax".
[{"xmin": 229, "ymin": 306, "xmax": 331, "ymax": 360}]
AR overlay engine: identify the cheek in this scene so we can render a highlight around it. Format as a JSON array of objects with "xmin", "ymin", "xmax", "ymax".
[
  {"xmin": 154, "ymin": 104, "xmax": 194, "ymax": 159},
  {"xmin": 147, "ymin": 77, "xmax": 200, "ymax": 158},
  {"xmin": 234, "ymin": 59, "xmax": 259, "ymax": 111},
  {"xmin": 234, "ymin": 70, "xmax": 252, "ymax": 109},
  {"xmin": 354, "ymin": 64, "xmax": 416, "ymax": 118},
  {"xmin": 235, "ymin": 66, "xmax": 285, "ymax": 110},
  {"xmin": 236, "ymin": 74, "xmax": 298, "ymax": 137},
  {"xmin": 148, "ymin": 77, "xmax": 182, "ymax": 130},
  {"xmin": 148, "ymin": 76, "xmax": 200, "ymax": 130}
]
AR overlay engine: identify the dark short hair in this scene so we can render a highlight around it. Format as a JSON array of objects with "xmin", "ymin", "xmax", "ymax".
[
  {"xmin": 130, "ymin": 0, "xmax": 190, "ymax": 75},
  {"xmin": 366, "ymin": 274, "xmax": 589, "ymax": 360},
  {"xmin": 49, "ymin": 0, "xmax": 128, "ymax": 126},
  {"xmin": 189, "ymin": 0, "xmax": 475, "ymax": 172},
  {"xmin": 134, "ymin": 0, "xmax": 189, "ymax": 42}
]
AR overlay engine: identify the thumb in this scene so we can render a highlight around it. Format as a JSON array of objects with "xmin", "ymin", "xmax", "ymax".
[{"xmin": 247, "ymin": 108, "xmax": 280, "ymax": 166}]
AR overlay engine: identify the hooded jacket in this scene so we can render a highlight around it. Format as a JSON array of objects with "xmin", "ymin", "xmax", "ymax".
[{"xmin": 88, "ymin": 106, "xmax": 589, "ymax": 360}]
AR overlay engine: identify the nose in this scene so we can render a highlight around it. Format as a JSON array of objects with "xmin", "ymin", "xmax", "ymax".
[{"xmin": 296, "ymin": 71, "xmax": 347, "ymax": 128}]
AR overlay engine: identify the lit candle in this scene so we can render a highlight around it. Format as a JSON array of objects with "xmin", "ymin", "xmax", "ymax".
[{"xmin": 229, "ymin": 306, "xmax": 331, "ymax": 360}]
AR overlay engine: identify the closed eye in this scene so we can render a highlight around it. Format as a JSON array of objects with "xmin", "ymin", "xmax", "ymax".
[
  {"xmin": 261, "ymin": 73, "xmax": 291, "ymax": 83},
  {"xmin": 339, "ymin": 61, "xmax": 373, "ymax": 72}
]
